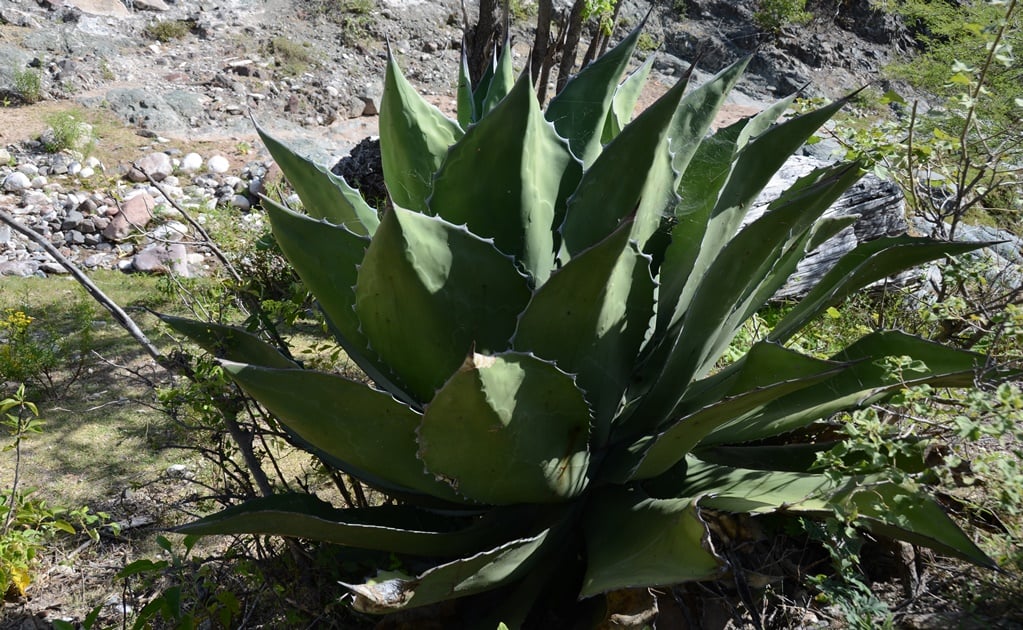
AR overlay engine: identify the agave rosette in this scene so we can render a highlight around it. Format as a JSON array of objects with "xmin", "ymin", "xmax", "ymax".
[{"xmin": 164, "ymin": 25, "xmax": 999, "ymax": 625}]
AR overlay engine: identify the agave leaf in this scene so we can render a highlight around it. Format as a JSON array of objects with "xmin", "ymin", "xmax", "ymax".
[
  {"xmin": 380, "ymin": 53, "xmax": 463, "ymax": 212},
  {"xmin": 658, "ymin": 92, "xmax": 805, "ymax": 332},
  {"xmin": 355, "ymin": 207, "xmax": 532, "ymax": 403},
  {"xmin": 580, "ymin": 486, "xmax": 724, "ymax": 598},
  {"xmin": 173, "ymin": 493, "xmax": 507, "ymax": 557},
  {"xmin": 429, "ymin": 71, "xmax": 582, "ymax": 286},
  {"xmin": 221, "ymin": 361, "xmax": 466, "ymax": 502},
  {"xmin": 256, "ymin": 123, "xmax": 379, "ymax": 234},
  {"xmin": 480, "ymin": 39, "xmax": 516, "ymax": 117},
  {"xmin": 698, "ymin": 438, "xmax": 932, "ymax": 474},
  {"xmin": 667, "ymin": 55, "xmax": 751, "ymax": 189},
  {"xmin": 601, "ymin": 54, "xmax": 655, "ymax": 145},
  {"xmin": 346, "ymin": 530, "xmax": 551, "ymax": 613},
  {"xmin": 160, "ymin": 315, "xmax": 296, "ymax": 369},
  {"xmin": 769, "ymin": 236, "xmax": 993, "ymax": 344},
  {"xmin": 626, "ymin": 164, "xmax": 863, "ymax": 436},
  {"xmin": 513, "ymin": 220, "xmax": 654, "ymax": 446},
  {"xmin": 616, "ymin": 345, "xmax": 848, "ymax": 482},
  {"xmin": 419, "ymin": 353, "xmax": 591, "ymax": 504},
  {"xmin": 704, "ymin": 331, "xmax": 993, "ymax": 444},
  {"xmin": 546, "ymin": 19, "xmax": 646, "ymax": 167},
  {"xmin": 472, "ymin": 55, "xmax": 498, "ymax": 123},
  {"xmin": 262, "ymin": 197, "xmax": 415, "ymax": 401},
  {"xmin": 681, "ymin": 457, "xmax": 994, "ymax": 567},
  {"xmin": 457, "ymin": 44, "xmax": 475, "ymax": 128},
  {"xmin": 560, "ymin": 73, "xmax": 689, "ymax": 259}
]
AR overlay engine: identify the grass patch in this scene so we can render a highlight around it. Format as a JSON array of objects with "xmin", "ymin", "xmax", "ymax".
[
  {"xmin": 267, "ymin": 36, "xmax": 317, "ymax": 77},
  {"xmin": 42, "ymin": 111, "xmax": 95, "ymax": 156},
  {"xmin": 13, "ymin": 68, "xmax": 42, "ymax": 104}
]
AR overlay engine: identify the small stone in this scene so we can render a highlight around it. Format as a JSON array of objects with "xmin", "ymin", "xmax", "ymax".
[
  {"xmin": 17, "ymin": 163, "xmax": 39, "ymax": 177},
  {"xmin": 78, "ymin": 166, "xmax": 95, "ymax": 179},
  {"xmin": 67, "ymin": 161, "xmax": 82, "ymax": 175},
  {"xmin": 30, "ymin": 175, "xmax": 48, "ymax": 189},
  {"xmin": 180, "ymin": 152, "xmax": 203, "ymax": 173},
  {"xmin": 231, "ymin": 194, "xmax": 251, "ymax": 211},
  {"xmin": 0, "ymin": 148, "xmax": 10, "ymax": 164},
  {"xmin": 207, "ymin": 155, "xmax": 230, "ymax": 174},
  {"xmin": 3, "ymin": 172, "xmax": 31, "ymax": 192},
  {"xmin": 39, "ymin": 261, "xmax": 69, "ymax": 274}
]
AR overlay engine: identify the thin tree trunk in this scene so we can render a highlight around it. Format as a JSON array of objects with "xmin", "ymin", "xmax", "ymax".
[
  {"xmin": 530, "ymin": 0, "xmax": 554, "ymax": 86},
  {"xmin": 464, "ymin": 0, "xmax": 502, "ymax": 87},
  {"xmin": 556, "ymin": 0, "xmax": 587, "ymax": 93}
]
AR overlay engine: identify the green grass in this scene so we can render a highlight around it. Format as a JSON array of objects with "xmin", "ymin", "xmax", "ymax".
[{"xmin": 0, "ymin": 272, "xmax": 204, "ymax": 509}]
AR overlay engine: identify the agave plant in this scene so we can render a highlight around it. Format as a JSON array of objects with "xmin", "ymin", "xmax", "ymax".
[{"xmin": 164, "ymin": 25, "xmax": 1001, "ymax": 627}]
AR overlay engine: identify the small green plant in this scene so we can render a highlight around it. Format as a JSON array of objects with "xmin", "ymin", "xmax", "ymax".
[
  {"xmin": 754, "ymin": 0, "xmax": 812, "ymax": 34},
  {"xmin": 42, "ymin": 111, "xmax": 95, "ymax": 156},
  {"xmin": 144, "ymin": 20, "xmax": 192, "ymax": 43},
  {"xmin": 0, "ymin": 300, "xmax": 97, "ymax": 399},
  {"xmin": 267, "ymin": 37, "xmax": 316, "ymax": 77},
  {"xmin": 12, "ymin": 68, "xmax": 42, "ymax": 104},
  {"xmin": 1, "ymin": 386, "xmax": 107, "ymax": 599}
]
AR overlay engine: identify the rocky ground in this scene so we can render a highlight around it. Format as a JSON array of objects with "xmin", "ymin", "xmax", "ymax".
[{"xmin": 0, "ymin": 0, "xmax": 916, "ymax": 280}]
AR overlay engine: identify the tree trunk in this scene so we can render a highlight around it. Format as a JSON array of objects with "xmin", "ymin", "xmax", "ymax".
[{"xmin": 464, "ymin": 0, "xmax": 502, "ymax": 87}]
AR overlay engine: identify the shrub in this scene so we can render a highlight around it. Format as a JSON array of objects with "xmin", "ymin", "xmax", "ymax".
[
  {"xmin": 144, "ymin": 20, "xmax": 191, "ymax": 42},
  {"xmin": 267, "ymin": 37, "xmax": 316, "ymax": 77},
  {"xmin": 754, "ymin": 0, "xmax": 812, "ymax": 34},
  {"xmin": 0, "ymin": 299, "xmax": 97, "ymax": 400},
  {"xmin": 41, "ymin": 111, "xmax": 95, "ymax": 156},
  {"xmin": 165, "ymin": 26, "xmax": 1008, "ymax": 626},
  {"xmin": 12, "ymin": 69, "xmax": 41, "ymax": 104}
]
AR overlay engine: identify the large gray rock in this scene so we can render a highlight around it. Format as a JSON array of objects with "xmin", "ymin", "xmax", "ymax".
[
  {"xmin": 100, "ymin": 89, "xmax": 203, "ymax": 132},
  {"xmin": 103, "ymin": 191, "xmax": 156, "ymax": 240},
  {"xmin": 65, "ymin": 0, "xmax": 129, "ymax": 17}
]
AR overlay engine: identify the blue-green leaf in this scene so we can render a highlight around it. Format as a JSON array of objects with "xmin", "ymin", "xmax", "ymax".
[
  {"xmin": 355, "ymin": 207, "xmax": 532, "ymax": 402},
  {"xmin": 419, "ymin": 353, "xmax": 591, "ymax": 504},
  {"xmin": 380, "ymin": 53, "xmax": 463, "ymax": 212},
  {"xmin": 430, "ymin": 71, "xmax": 582, "ymax": 286}
]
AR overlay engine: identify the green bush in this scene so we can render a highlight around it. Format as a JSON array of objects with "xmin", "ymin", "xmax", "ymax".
[
  {"xmin": 0, "ymin": 299, "xmax": 97, "ymax": 400},
  {"xmin": 12, "ymin": 69, "xmax": 41, "ymax": 104},
  {"xmin": 165, "ymin": 26, "xmax": 1008, "ymax": 627},
  {"xmin": 144, "ymin": 20, "xmax": 192, "ymax": 42},
  {"xmin": 267, "ymin": 37, "xmax": 316, "ymax": 77},
  {"xmin": 42, "ymin": 111, "xmax": 95, "ymax": 156},
  {"xmin": 754, "ymin": 0, "xmax": 812, "ymax": 34}
]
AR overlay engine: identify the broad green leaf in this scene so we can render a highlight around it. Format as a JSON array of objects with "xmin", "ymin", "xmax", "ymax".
[
  {"xmin": 580, "ymin": 486, "xmax": 723, "ymax": 597},
  {"xmin": 681, "ymin": 458, "xmax": 994, "ymax": 567},
  {"xmin": 430, "ymin": 71, "xmax": 582, "ymax": 285},
  {"xmin": 600, "ymin": 54, "xmax": 655, "ymax": 145},
  {"xmin": 221, "ymin": 361, "xmax": 465, "ymax": 502},
  {"xmin": 705, "ymin": 331, "xmax": 993, "ymax": 444},
  {"xmin": 513, "ymin": 221, "xmax": 654, "ymax": 446},
  {"xmin": 547, "ymin": 19, "xmax": 646, "ymax": 167},
  {"xmin": 697, "ymin": 438, "xmax": 931, "ymax": 475},
  {"xmin": 480, "ymin": 39, "xmax": 515, "ymax": 116},
  {"xmin": 472, "ymin": 55, "xmax": 497, "ymax": 123},
  {"xmin": 256, "ymin": 123, "xmax": 378, "ymax": 234},
  {"xmin": 174, "ymin": 493, "xmax": 501, "ymax": 557},
  {"xmin": 769, "ymin": 236, "xmax": 992, "ymax": 344},
  {"xmin": 419, "ymin": 353, "xmax": 591, "ymax": 504},
  {"xmin": 347, "ymin": 530, "xmax": 551, "ymax": 613},
  {"xmin": 561, "ymin": 73, "xmax": 689, "ymax": 259},
  {"xmin": 263, "ymin": 198, "xmax": 408, "ymax": 400},
  {"xmin": 160, "ymin": 315, "xmax": 296, "ymax": 369},
  {"xmin": 355, "ymin": 207, "xmax": 531, "ymax": 402},
  {"xmin": 380, "ymin": 53, "xmax": 463, "ymax": 212}
]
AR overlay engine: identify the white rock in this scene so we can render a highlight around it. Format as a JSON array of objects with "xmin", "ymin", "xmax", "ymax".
[
  {"xmin": 30, "ymin": 176, "xmax": 47, "ymax": 189},
  {"xmin": 180, "ymin": 152, "xmax": 203, "ymax": 173},
  {"xmin": 68, "ymin": 161, "xmax": 82, "ymax": 175},
  {"xmin": 84, "ymin": 156, "xmax": 102, "ymax": 169},
  {"xmin": 231, "ymin": 194, "xmax": 251, "ymax": 211},
  {"xmin": 207, "ymin": 155, "xmax": 230, "ymax": 174},
  {"xmin": 3, "ymin": 172, "xmax": 31, "ymax": 192},
  {"xmin": 78, "ymin": 166, "xmax": 95, "ymax": 179},
  {"xmin": 17, "ymin": 163, "xmax": 38, "ymax": 177}
]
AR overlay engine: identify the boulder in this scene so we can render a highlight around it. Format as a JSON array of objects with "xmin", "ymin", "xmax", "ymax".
[
  {"xmin": 65, "ymin": 0, "xmax": 129, "ymax": 18},
  {"xmin": 132, "ymin": 242, "xmax": 189, "ymax": 276},
  {"xmin": 103, "ymin": 191, "xmax": 156, "ymax": 240},
  {"xmin": 127, "ymin": 151, "xmax": 173, "ymax": 182}
]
